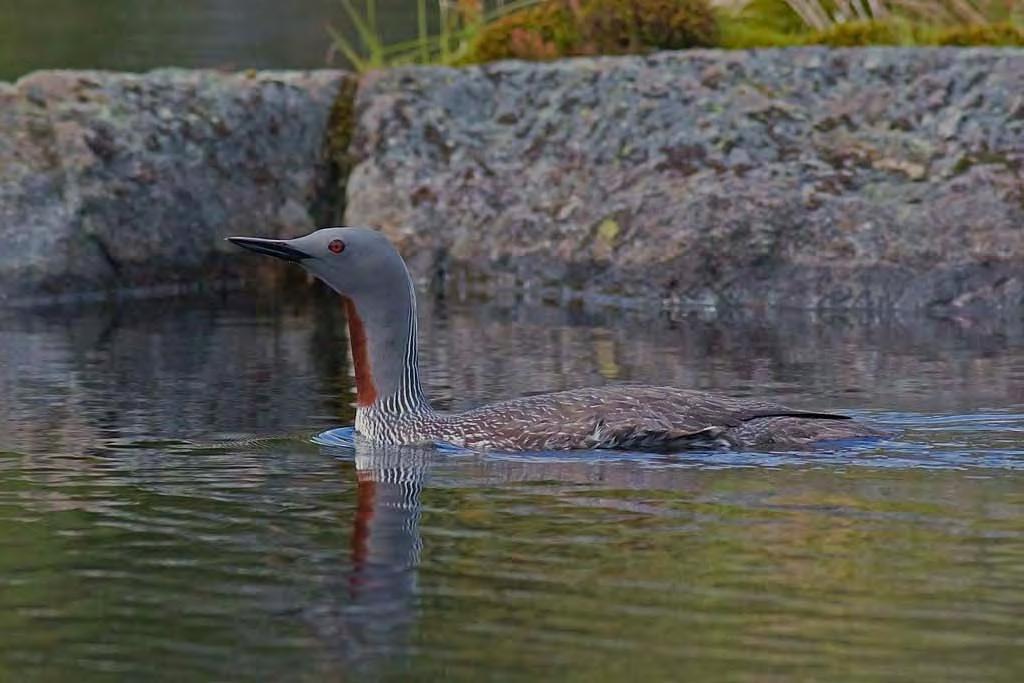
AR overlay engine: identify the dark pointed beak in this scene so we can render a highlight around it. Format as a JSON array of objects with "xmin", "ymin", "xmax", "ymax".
[{"xmin": 226, "ymin": 236, "xmax": 309, "ymax": 262}]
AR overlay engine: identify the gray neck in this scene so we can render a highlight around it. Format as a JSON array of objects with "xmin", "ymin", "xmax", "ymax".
[{"xmin": 345, "ymin": 273, "xmax": 429, "ymax": 416}]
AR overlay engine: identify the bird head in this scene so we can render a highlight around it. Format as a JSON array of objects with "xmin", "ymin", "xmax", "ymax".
[{"xmin": 227, "ymin": 227, "xmax": 410, "ymax": 299}]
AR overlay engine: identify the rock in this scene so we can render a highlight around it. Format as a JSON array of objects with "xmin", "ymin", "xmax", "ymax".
[
  {"xmin": 0, "ymin": 69, "xmax": 353, "ymax": 303},
  {"xmin": 346, "ymin": 48, "xmax": 1024, "ymax": 313}
]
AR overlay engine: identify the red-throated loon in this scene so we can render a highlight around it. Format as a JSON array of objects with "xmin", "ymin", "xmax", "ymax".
[{"xmin": 229, "ymin": 227, "xmax": 884, "ymax": 452}]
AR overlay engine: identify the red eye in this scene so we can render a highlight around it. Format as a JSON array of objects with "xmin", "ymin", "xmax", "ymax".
[{"xmin": 328, "ymin": 239, "xmax": 345, "ymax": 254}]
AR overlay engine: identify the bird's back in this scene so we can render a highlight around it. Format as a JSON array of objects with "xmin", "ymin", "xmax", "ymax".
[{"xmin": 432, "ymin": 385, "xmax": 882, "ymax": 452}]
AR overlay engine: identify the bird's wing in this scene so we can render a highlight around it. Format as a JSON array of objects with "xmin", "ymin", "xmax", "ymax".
[
  {"xmin": 466, "ymin": 386, "xmax": 851, "ymax": 452},
  {"xmin": 568, "ymin": 385, "xmax": 848, "ymax": 426}
]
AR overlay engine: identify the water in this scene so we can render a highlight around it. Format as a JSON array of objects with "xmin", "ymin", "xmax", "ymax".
[
  {"xmin": 0, "ymin": 0, "xmax": 421, "ymax": 81},
  {"xmin": 1, "ymin": 289, "xmax": 1023, "ymax": 681}
]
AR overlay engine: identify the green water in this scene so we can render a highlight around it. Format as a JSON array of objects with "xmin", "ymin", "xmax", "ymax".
[
  {"xmin": 0, "ymin": 0, "xmax": 419, "ymax": 80},
  {"xmin": 1, "ymin": 292, "xmax": 1022, "ymax": 680}
]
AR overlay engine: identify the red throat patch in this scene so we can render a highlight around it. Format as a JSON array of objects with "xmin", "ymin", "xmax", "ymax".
[{"xmin": 342, "ymin": 297, "xmax": 378, "ymax": 407}]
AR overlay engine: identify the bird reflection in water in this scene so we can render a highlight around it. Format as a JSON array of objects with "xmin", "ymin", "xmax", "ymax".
[
  {"xmin": 347, "ymin": 436, "xmax": 431, "ymax": 600},
  {"xmin": 313, "ymin": 435, "xmax": 437, "ymax": 673}
]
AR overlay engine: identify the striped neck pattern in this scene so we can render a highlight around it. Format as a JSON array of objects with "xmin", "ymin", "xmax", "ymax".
[
  {"xmin": 374, "ymin": 282, "xmax": 429, "ymax": 415},
  {"xmin": 352, "ymin": 277, "xmax": 435, "ymax": 442}
]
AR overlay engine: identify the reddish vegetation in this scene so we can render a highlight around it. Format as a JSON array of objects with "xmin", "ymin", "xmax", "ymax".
[{"xmin": 349, "ymin": 477, "xmax": 376, "ymax": 596}]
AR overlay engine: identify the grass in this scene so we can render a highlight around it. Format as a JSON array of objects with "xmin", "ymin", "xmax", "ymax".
[
  {"xmin": 328, "ymin": 0, "xmax": 1024, "ymax": 71},
  {"xmin": 719, "ymin": 0, "xmax": 1023, "ymax": 47},
  {"xmin": 777, "ymin": 0, "xmax": 1020, "ymax": 30},
  {"xmin": 327, "ymin": 0, "xmax": 547, "ymax": 70}
]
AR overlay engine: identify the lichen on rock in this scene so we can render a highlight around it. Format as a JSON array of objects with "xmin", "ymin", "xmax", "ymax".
[{"xmin": 345, "ymin": 48, "xmax": 1024, "ymax": 313}]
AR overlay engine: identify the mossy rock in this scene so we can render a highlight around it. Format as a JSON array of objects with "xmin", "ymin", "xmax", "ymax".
[
  {"xmin": 464, "ymin": 0, "xmax": 718, "ymax": 64},
  {"xmin": 807, "ymin": 20, "xmax": 1024, "ymax": 47},
  {"xmin": 934, "ymin": 22, "xmax": 1024, "ymax": 46},
  {"xmin": 809, "ymin": 20, "xmax": 914, "ymax": 47},
  {"xmin": 580, "ymin": 0, "xmax": 718, "ymax": 53},
  {"xmin": 463, "ymin": 2, "xmax": 580, "ymax": 63}
]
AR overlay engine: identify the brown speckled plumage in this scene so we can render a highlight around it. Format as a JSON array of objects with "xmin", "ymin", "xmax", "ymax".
[
  {"xmin": 230, "ymin": 228, "xmax": 887, "ymax": 453},
  {"xmin": 390, "ymin": 386, "xmax": 884, "ymax": 452}
]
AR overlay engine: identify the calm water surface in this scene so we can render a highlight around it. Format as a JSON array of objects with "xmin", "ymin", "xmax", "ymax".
[
  {"xmin": 0, "ymin": 0, "xmax": 420, "ymax": 80},
  {"xmin": 1, "ymin": 289, "xmax": 1023, "ymax": 681}
]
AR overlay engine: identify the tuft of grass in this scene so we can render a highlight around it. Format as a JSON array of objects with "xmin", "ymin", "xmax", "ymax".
[
  {"xmin": 328, "ymin": 0, "xmax": 549, "ymax": 70},
  {"xmin": 759, "ymin": 0, "xmax": 1022, "ymax": 31},
  {"xmin": 328, "ymin": 0, "xmax": 1024, "ymax": 71},
  {"xmin": 717, "ymin": 0, "xmax": 1022, "ymax": 47},
  {"xmin": 715, "ymin": 0, "xmax": 817, "ymax": 46},
  {"xmin": 327, "ymin": 0, "xmax": 385, "ymax": 70}
]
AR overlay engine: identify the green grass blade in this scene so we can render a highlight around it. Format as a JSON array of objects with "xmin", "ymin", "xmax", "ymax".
[
  {"xmin": 338, "ymin": 0, "xmax": 383, "ymax": 64},
  {"xmin": 326, "ymin": 23, "xmax": 369, "ymax": 71},
  {"xmin": 418, "ymin": 0, "xmax": 429, "ymax": 64}
]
